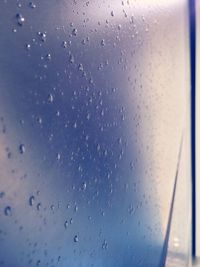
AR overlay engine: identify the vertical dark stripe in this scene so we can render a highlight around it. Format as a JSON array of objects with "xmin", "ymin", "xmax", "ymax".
[
  {"xmin": 188, "ymin": 0, "xmax": 196, "ymax": 259},
  {"xmin": 159, "ymin": 135, "xmax": 184, "ymax": 267}
]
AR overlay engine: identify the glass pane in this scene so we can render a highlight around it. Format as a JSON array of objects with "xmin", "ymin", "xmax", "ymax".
[{"xmin": 0, "ymin": 1, "xmax": 191, "ymax": 266}]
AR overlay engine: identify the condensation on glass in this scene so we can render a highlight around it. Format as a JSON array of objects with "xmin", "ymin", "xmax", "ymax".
[{"xmin": 0, "ymin": 0, "xmax": 191, "ymax": 266}]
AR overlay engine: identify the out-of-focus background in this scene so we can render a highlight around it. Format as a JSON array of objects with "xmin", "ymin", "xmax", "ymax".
[{"xmin": 0, "ymin": 0, "xmax": 198, "ymax": 266}]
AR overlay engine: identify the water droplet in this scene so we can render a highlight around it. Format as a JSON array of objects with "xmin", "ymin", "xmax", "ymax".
[
  {"xmin": 101, "ymin": 210, "xmax": 105, "ymax": 217},
  {"xmin": 46, "ymin": 53, "xmax": 51, "ymax": 61},
  {"xmin": 121, "ymin": 114, "xmax": 125, "ymax": 121},
  {"xmin": 29, "ymin": 195, "xmax": 35, "ymax": 206},
  {"xmin": 117, "ymin": 137, "xmax": 122, "ymax": 144},
  {"xmin": 64, "ymin": 220, "xmax": 68, "ymax": 229},
  {"xmin": 81, "ymin": 39, "xmax": 86, "ymax": 45},
  {"xmin": 29, "ymin": 2, "xmax": 36, "ymax": 8},
  {"xmin": 37, "ymin": 203, "xmax": 42, "ymax": 210},
  {"xmin": 81, "ymin": 182, "xmax": 87, "ymax": 191},
  {"xmin": 50, "ymin": 204, "xmax": 55, "ymax": 211},
  {"xmin": 38, "ymin": 31, "xmax": 47, "ymax": 42},
  {"xmin": 73, "ymin": 122, "xmax": 77, "ymax": 129},
  {"xmin": 72, "ymin": 28, "xmax": 78, "ymax": 36},
  {"xmin": 118, "ymin": 24, "xmax": 122, "ymax": 30},
  {"xmin": 78, "ymin": 165, "xmax": 82, "ymax": 172},
  {"xmin": 86, "ymin": 113, "xmax": 90, "ymax": 120},
  {"xmin": 62, "ymin": 41, "xmax": 67, "ymax": 48},
  {"xmin": 101, "ymin": 39, "xmax": 105, "ymax": 46},
  {"xmin": 74, "ymin": 235, "xmax": 79, "ymax": 242},
  {"xmin": 104, "ymin": 150, "xmax": 108, "ymax": 156},
  {"xmin": 25, "ymin": 44, "xmax": 31, "ymax": 50},
  {"xmin": 47, "ymin": 93, "xmax": 54, "ymax": 103},
  {"xmin": 56, "ymin": 153, "xmax": 61, "ymax": 161},
  {"xmin": 74, "ymin": 205, "xmax": 78, "ymax": 212},
  {"xmin": 4, "ymin": 206, "xmax": 12, "ymax": 216},
  {"xmin": 97, "ymin": 144, "xmax": 100, "ymax": 151},
  {"xmin": 128, "ymin": 204, "xmax": 134, "ymax": 214},
  {"xmin": 20, "ymin": 119, "xmax": 25, "ymax": 125},
  {"xmin": 69, "ymin": 54, "xmax": 75, "ymax": 64},
  {"xmin": 78, "ymin": 63, "xmax": 83, "ymax": 71},
  {"xmin": 111, "ymin": 11, "xmax": 114, "ymax": 17},
  {"xmin": 37, "ymin": 117, "xmax": 42, "ymax": 124},
  {"xmin": 102, "ymin": 240, "xmax": 108, "ymax": 249},
  {"xmin": 16, "ymin": 13, "xmax": 25, "ymax": 26},
  {"xmin": 89, "ymin": 78, "xmax": 93, "ymax": 84},
  {"xmin": 19, "ymin": 144, "xmax": 25, "ymax": 154},
  {"xmin": 130, "ymin": 162, "xmax": 134, "ymax": 170}
]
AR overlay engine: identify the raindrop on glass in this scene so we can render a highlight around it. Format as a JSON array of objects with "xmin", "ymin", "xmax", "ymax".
[
  {"xmin": 62, "ymin": 41, "xmax": 67, "ymax": 48},
  {"xmin": 101, "ymin": 39, "xmax": 105, "ymax": 46},
  {"xmin": 16, "ymin": 13, "xmax": 25, "ymax": 26},
  {"xmin": 37, "ymin": 117, "xmax": 42, "ymax": 124},
  {"xmin": 29, "ymin": 2, "xmax": 36, "ymax": 8},
  {"xmin": 69, "ymin": 54, "xmax": 75, "ymax": 64},
  {"xmin": 86, "ymin": 113, "xmax": 90, "ymax": 120},
  {"xmin": 38, "ymin": 32, "xmax": 47, "ymax": 42},
  {"xmin": 72, "ymin": 28, "xmax": 78, "ymax": 36},
  {"xmin": 73, "ymin": 122, "xmax": 77, "ymax": 129},
  {"xmin": 19, "ymin": 144, "xmax": 25, "ymax": 154},
  {"xmin": 37, "ymin": 203, "xmax": 42, "ymax": 211},
  {"xmin": 4, "ymin": 206, "xmax": 12, "ymax": 216},
  {"xmin": 102, "ymin": 240, "xmax": 108, "ymax": 250},
  {"xmin": 46, "ymin": 53, "xmax": 51, "ymax": 61},
  {"xmin": 64, "ymin": 220, "xmax": 68, "ymax": 229},
  {"xmin": 74, "ymin": 205, "xmax": 78, "ymax": 212},
  {"xmin": 78, "ymin": 63, "xmax": 83, "ymax": 71},
  {"xmin": 81, "ymin": 182, "xmax": 87, "ymax": 191},
  {"xmin": 25, "ymin": 44, "xmax": 31, "ymax": 50},
  {"xmin": 29, "ymin": 195, "xmax": 35, "ymax": 206},
  {"xmin": 47, "ymin": 93, "xmax": 54, "ymax": 103},
  {"xmin": 74, "ymin": 235, "xmax": 79, "ymax": 243},
  {"xmin": 56, "ymin": 153, "xmax": 61, "ymax": 161},
  {"xmin": 50, "ymin": 205, "xmax": 55, "ymax": 211}
]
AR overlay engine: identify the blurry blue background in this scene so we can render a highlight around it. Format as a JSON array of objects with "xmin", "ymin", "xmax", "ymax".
[{"xmin": 0, "ymin": 1, "xmax": 191, "ymax": 266}]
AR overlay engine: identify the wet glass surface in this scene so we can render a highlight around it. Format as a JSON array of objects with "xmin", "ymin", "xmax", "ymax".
[{"xmin": 0, "ymin": 1, "xmax": 191, "ymax": 266}]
